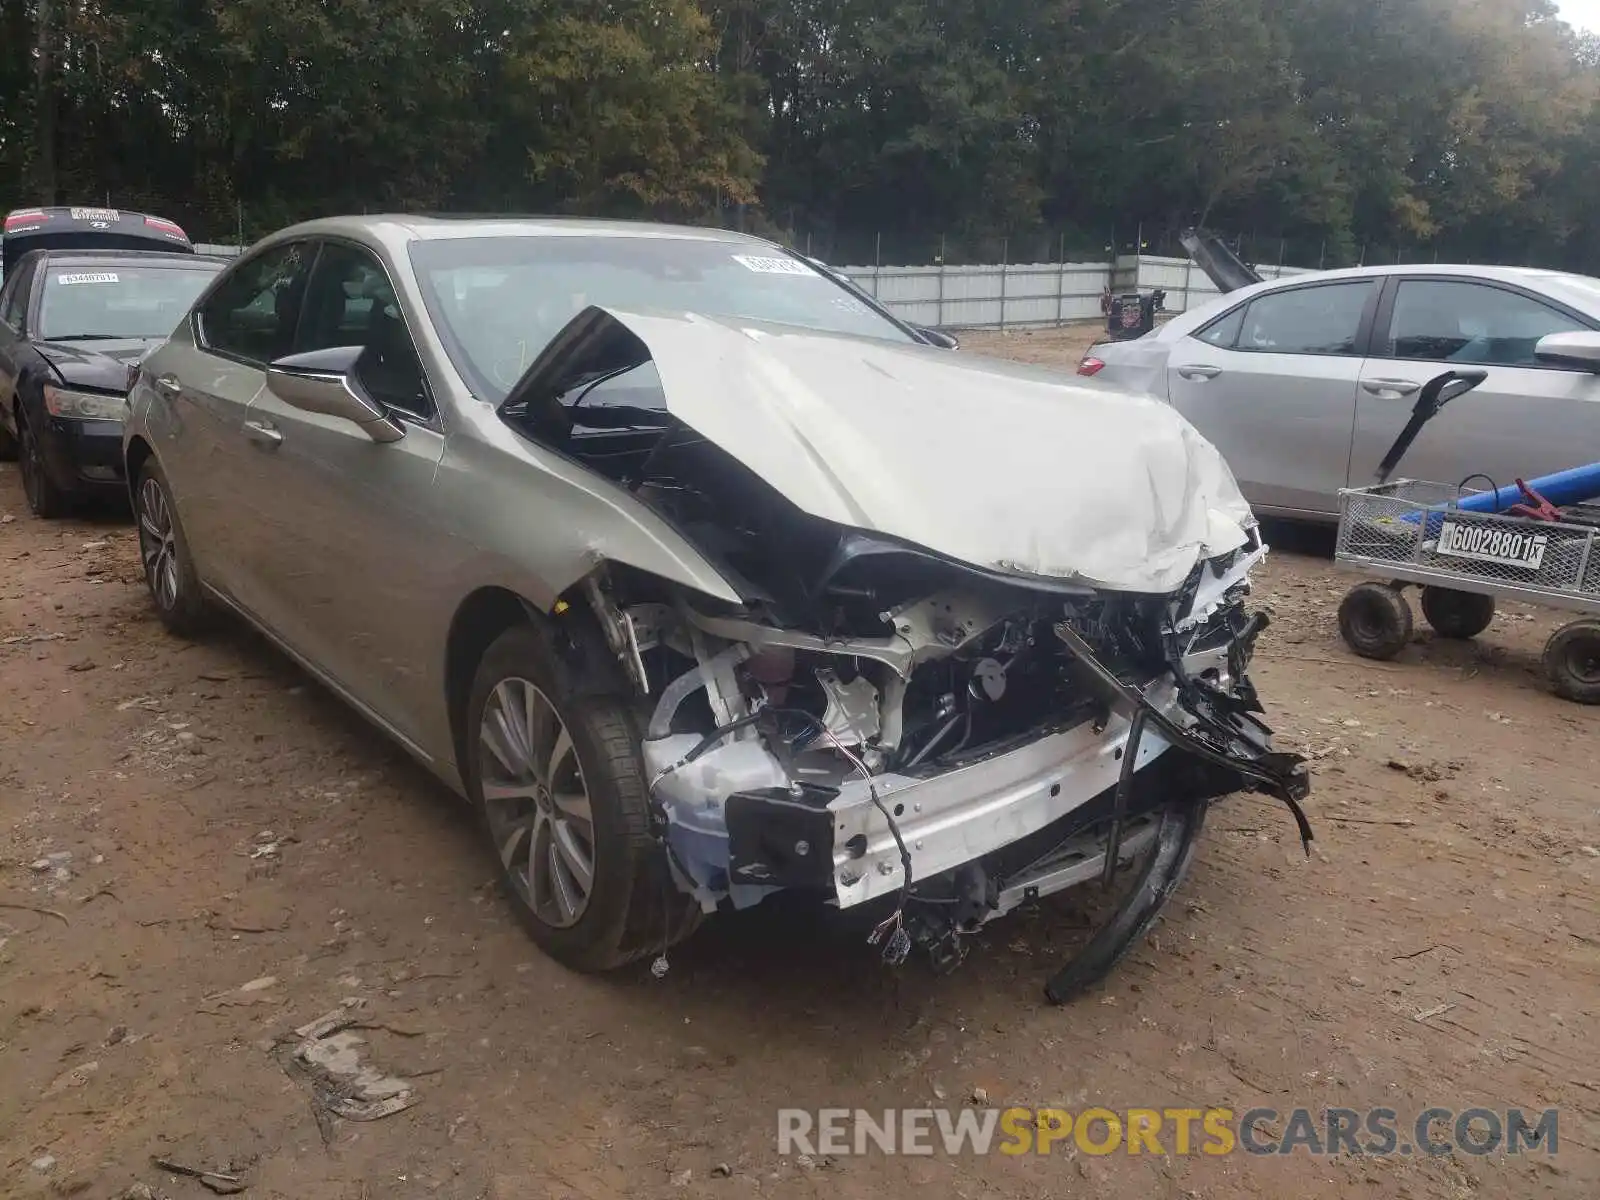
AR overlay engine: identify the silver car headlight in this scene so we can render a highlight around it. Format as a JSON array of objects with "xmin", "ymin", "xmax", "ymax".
[{"xmin": 43, "ymin": 385, "xmax": 125, "ymax": 421}]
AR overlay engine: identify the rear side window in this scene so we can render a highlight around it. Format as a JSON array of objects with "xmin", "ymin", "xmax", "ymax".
[
  {"xmin": 1195, "ymin": 305, "xmax": 1245, "ymax": 348},
  {"xmin": 195, "ymin": 242, "xmax": 315, "ymax": 364},
  {"xmin": 1234, "ymin": 281, "xmax": 1375, "ymax": 356},
  {"xmin": 1385, "ymin": 279, "xmax": 1587, "ymax": 367}
]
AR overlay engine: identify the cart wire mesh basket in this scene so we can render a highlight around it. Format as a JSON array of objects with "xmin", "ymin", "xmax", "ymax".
[{"xmin": 1335, "ymin": 479, "xmax": 1600, "ymax": 609}]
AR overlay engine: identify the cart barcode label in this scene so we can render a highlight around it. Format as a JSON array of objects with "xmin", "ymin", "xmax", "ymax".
[{"xmin": 1436, "ymin": 520, "xmax": 1548, "ymax": 569}]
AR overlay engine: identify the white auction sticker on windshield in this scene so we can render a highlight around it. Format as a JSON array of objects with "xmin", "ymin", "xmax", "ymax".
[
  {"xmin": 732, "ymin": 254, "xmax": 816, "ymax": 276},
  {"xmin": 57, "ymin": 272, "xmax": 120, "ymax": 285}
]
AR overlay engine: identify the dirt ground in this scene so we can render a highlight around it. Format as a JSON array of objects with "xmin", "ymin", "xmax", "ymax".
[{"xmin": 3, "ymin": 325, "xmax": 1597, "ymax": 1199}]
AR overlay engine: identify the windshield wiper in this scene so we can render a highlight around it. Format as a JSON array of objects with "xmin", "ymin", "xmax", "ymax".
[{"xmin": 44, "ymin": 333, "xmax": 137, "ymax": 342}]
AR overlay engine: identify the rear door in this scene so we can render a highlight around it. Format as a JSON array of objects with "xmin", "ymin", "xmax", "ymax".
[
  {"xmin": 1350, "ymin": 277, "xmax": 1600, "ymax": 490},
  {"xmin": 148, "ymin": 240, "xmax": 316, "ymax": 603},
  {"xmin": 1164, "ymin": 277, "xmax": 1380, "ymax": 517}
]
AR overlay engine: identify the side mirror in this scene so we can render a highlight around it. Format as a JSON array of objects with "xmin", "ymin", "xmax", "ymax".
[
  {"xmin": 915, "ymin": 327, "xmax": 960, "ymax": 350},
  {"xmin": 265, "ymin": 345, "xmax": 403, "ymax": 443},
  {"xmin": 1535, "ymin": 330, "xmax": 1600, "ymax": 372}
]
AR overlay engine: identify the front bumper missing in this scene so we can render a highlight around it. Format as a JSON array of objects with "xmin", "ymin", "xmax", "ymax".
[
  {"xmin": 822, "ymin": 640, "xmax": 1310, "ymax": 912},
  {"xmin": 827, "ymin": 679, "xmax": 1185, "ymax": 909}
]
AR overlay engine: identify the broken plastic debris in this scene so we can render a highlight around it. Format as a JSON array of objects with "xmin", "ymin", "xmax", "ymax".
[{"xmin": 276, "ymin": 1005, "xmax": 420, "ymax": 1125}]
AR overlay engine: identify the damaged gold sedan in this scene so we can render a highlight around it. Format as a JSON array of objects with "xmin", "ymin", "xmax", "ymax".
[{"xmin": 123, "ymin": 217, "xmax": 1310, "ymax": 999}]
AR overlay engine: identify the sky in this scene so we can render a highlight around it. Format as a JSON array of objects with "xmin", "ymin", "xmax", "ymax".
[{"xmin": 1559, "ymin": 0, "xmax": 1600, "ymax": 31}]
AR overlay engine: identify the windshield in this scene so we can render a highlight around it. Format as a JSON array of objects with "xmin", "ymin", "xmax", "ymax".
[
  {"xmin": 408, "ymin": 234, "xmax": 914, "ymax": 400},
  {"xmin": 37, "ymin": 265, "xmax": 219, "ymax": 340}
]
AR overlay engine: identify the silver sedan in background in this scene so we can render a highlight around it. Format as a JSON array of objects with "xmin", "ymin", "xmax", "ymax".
[{"xmin": 1082, "ymin": 264, "xmax": 1600, "ymax": 520}]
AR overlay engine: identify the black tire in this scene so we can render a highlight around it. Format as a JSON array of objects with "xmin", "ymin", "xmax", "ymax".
[
  {"xmin": 133, "ymin": 460, "xmax": 210, "ymax": 636},
  {"xmin": 1420, "ymin": 587, "xmax": 1496, "ymax": 639},
  {"xmin": 1338, "ymin": 583, "xmax": 1413, "ymax": 661},
  {"xmin": 465, "ymin": 623, "xmax": 700, "ymax": 971},
  {"xmin": 17, "ymin": 413, "xmax": 70, "ymax": 518},
  {"xmin": 1543, "ymin": 619, "xmax": 1600, "ymax": 705}
]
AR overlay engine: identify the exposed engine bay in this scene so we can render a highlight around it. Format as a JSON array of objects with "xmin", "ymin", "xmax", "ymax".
[{"xmin": 500, "ymin": 309, "xmax": 1312, "ymax": 998}]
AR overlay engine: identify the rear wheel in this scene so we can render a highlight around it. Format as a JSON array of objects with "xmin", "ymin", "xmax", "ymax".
[
  {"xmin": 134, "ymin": 461, "xmax": 210, "ymax": 635},
  {"xmin": 18, "ymin": 414, "xmax": 69, "ymax": 518},
  {"xmin": 1338, "ymin": 583, "xmax": 1413, "ymax": 661},
  {"xmin": 1544, "ymin": 619, "xmax": 1600, "ymax": 705},
  {"xmin": 466, "ymin": 624, "xmax": 699, "ymax": 971},
  {"xmin": 1420, "ymin": 587, "xmax": 1496, "ymax": 639}
]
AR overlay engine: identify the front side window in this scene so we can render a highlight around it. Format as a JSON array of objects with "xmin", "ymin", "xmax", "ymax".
[
  {"xmin": 1235, "ymin": 281, "xmax": 1375, "ymax": 356},
  {"xmin": 36, "ymin": 265, "xmax": 219, "ymax": 341},
  {"xmin": 1385, "ymin": 279, "xmax": 1588, "ymax": 367},
  {"xmin": 0, "ymin": 261, "xmax": 35, "ymax": 331},
  {"xmin": 409, "ymin": 235, "xmax": 916, "ymax": 401},
  {"xmin": 196, "ymin": 242, "xmax": 314, "ymax": 364},
  {"xmin": 297, "ymin": 242, "xmax": 431, "ymax": 418}
]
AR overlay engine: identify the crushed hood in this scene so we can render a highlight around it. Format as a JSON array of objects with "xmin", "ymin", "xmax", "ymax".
[
  {"xmin": 36, "ymin": 337, "xmax": 157, "ymax": 392},
  {"xmin": 515, "ymin": 308, "xmax": 1256, "ymax": 594}
]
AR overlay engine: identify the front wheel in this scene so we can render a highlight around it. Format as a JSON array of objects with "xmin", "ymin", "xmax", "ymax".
[
  {"xmin": 18, "ymin": 416, "xmax": 69, "ymax": 518},
  {"xmin": 1544, "ymin": 619, "xmax": 1600, "ymax": 705},
  {"xmin": 466, "ymin": 624, "xmax": 699, "ymax": 971},
  {"xmin": 1338, "ymin": 583, "xmax": 1413, "ymax": 661}
]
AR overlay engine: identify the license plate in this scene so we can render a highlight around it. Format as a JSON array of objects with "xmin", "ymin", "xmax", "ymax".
[{"xmin": 1435, "ymin": 519, "xmax": 1548, "ymax": 569}]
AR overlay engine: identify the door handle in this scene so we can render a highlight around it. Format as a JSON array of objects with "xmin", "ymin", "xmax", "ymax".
[
  {"xmin": 1177, "ymin": 364, "xmax": 1222, "ymax": 381},
  {"xmin": 1362, "ymin": 378, "xmax": 1421, "ymax": 397},
  {"xmin": 155, "ymin": 374, "xmax": 183, "ymax": 398},
  {"xmin": 242, "ymin": 419, "xmax": 283, "ymax": 448}
]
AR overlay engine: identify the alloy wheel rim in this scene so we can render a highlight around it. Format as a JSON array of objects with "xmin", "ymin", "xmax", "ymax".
[
  {"xmin": 478, "ymin": 678, "xmax": 596, "ymax": 928},
  {"xmin": 137, "ymin": 477, "xmax": 180, "ymax": 611}
]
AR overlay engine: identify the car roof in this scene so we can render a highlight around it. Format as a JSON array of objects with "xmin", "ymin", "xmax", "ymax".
[
  {"xmin": 259, "ymin": 213, "xmax": 772, "ymax": 252},
  {"xmin": 1165, "ymin": 261, "xmax": 1600, "ymax": 334},
  {"xmin": 32, "ymin": 249, "xmax": 228, "ymax": 268}
]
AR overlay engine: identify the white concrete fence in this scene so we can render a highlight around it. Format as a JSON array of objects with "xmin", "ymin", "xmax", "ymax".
[
  {"xmin": 193, "ymin": 241, "xmax": 1318, "ymax": 332},
  {"xmin": 841, "ymin": 254, "xmax": 1315, "ymax": 330}
]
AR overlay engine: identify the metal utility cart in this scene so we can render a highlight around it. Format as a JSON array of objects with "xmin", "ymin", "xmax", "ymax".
[{"xmin": 1334, "ymin": 479, "xmax": 1600, "ymax": 704}]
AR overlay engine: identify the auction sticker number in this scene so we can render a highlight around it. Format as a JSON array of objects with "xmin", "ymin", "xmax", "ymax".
[
  {"xmin": 732, "ymin": 254, "xmax": 816, "ymax": 276},
  {"xmin": 1436, "ymin": 519, "xmax": 1548, "ymax": 570},
  {"xmin": 57, "ymin": 273, "xmax": 120, "ymax": 286}
]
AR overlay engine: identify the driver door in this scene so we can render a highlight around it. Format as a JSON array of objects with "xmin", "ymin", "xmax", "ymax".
[
  {"xmin": 234, "ymin": 240, "xmax": 447, "ymax": 748},
  {"xmin": 1350, "ymin": 278, "xmax": 1600, "ymax": 491}
]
